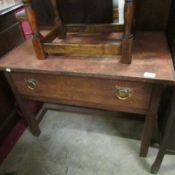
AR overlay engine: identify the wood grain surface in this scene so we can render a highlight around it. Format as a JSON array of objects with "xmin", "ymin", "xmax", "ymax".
[{"xmin": 0, "ymin": 32, "xmax": 174, "ymax": 84}]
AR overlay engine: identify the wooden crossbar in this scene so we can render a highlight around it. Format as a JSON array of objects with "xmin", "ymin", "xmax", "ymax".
[
  {"xmin": 43, "ymin": 42, "xmax": 122, "ymax": 56},
  {"xmin": 66, "ymin": 23, "xmax": 124, "ymax": 33},
  {"xmin": 42, "ymin": 25, "xmax": 60, "ymax": 42}
]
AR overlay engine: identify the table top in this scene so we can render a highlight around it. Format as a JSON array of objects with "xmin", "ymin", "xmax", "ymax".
[
  {"xmin": 0, "ymin": 32, "xmax": 174, "ymax": 85},
  {"xmin": 0, "ymin": 0, "xmax": 23, "ymax": 15}
]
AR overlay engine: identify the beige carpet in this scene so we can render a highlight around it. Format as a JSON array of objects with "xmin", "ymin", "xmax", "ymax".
[{"xmin": 1, "ymin": 110, "xmax": 175, "ymax": 175}]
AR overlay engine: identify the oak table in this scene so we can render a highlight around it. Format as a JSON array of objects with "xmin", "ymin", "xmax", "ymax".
[{"xmin": 0, "ymin": 32, "xmax": 174, "ymax": 158}]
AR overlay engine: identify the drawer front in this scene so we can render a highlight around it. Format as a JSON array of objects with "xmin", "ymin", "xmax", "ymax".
[{"xmin": 10, "ymin": 72, "xmax": 152, "ymax": 113}]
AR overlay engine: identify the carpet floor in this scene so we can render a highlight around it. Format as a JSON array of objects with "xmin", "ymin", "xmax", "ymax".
[{"xmin": 1, "ymin": 110, "xmax": 175, "ymax": 175}]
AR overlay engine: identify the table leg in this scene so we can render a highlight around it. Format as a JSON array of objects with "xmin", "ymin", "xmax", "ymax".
[
  {"xmin": 151, "ymin": 91, "xmax": 175, "ymax": 174},
  {"xmin": 140, "ymin": 85, "xmax": 163, "ymax": 157},
  {"xmin": 4, "ymin": 72, "xmax": 41, "ymax": 136}
]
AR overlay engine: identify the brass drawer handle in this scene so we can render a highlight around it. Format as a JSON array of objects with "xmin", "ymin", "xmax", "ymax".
[
  {"xmin": 25, "ymin": 79, "xmax": 38, "ymax": 90},
  {"xmin": 115, "ymin": 87, "xmax": 132, "ymax": 100}
]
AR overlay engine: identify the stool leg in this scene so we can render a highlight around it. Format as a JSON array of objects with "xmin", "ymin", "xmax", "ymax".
[
  {"xmin": 4, "ymin": 72, "xmax": 41, "ymax": 136},
  {"xmin": 50, "ymin": 0, "xmax": 66, "ymax": 38},
  {"xmin": 151, "ymin": 91, "xmax": 175, "ymax": 173},
  {"xmin": 121, "ymin": 0, "xmax": 134, "ymax": 64},
  {"xmin": 140, "ymin": 86, "xmax": 163, "ymax": 157},
  {"xmin": 22, "ymin": 0, "xmax": 45, "ymax": 60}
]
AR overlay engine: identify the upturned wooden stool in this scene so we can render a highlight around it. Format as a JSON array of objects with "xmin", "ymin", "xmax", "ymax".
[{"xmin": 22, "ymin": 0, "xmax": 134, "ymax": 64}]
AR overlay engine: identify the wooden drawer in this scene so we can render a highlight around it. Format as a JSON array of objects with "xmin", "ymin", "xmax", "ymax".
[{"xmin": 10, "ymin": 72, "xmax": 153, "ymax": 114}]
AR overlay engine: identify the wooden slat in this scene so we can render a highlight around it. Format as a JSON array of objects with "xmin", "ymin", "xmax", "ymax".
[
  {"xmin": 65, "ymin": 23, "xmax": 124, "ymax": 33},
  {"xmin": 42, "ymin": 25, "xmax": 59, "ymax": 42},
  {"xmin": 39, "ymin": 23, "xmax": 123, "ymax": 32},
  {"xmin": 43, "ymin": 42, "xmax": 121, "ymax": 56},
  {"xmin": 50, "ymin": 0, "xmax": 66, "ymax": 38}
]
